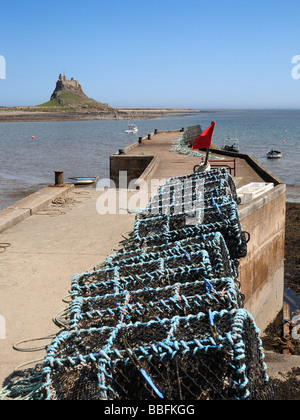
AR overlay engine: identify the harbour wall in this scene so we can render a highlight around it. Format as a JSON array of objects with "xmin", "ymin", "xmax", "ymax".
[{"xmin": 239, "ymin": 184, "xmax": 286, "ymax": 330}]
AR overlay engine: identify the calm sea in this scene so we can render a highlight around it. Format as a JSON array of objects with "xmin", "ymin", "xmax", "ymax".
[{"xmin": 0, "ymin": 109, "xmax": 299, "ymax": 210}]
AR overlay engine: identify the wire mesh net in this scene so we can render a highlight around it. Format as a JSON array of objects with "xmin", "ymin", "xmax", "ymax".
[
  {"xmin": 162, "ymin": 168, "xmax": 240, "ymax": 204},
  {"xmin": 131, "ymin": 200, "xmax": 248, "ymax": 259},
  {"xmin": 105, "ymin": 232, "xmax": 239, "ymax": 280},
  {"xmin": 69, "ymin": 277, "xmax": 243, "ymax": 331},
  {"xmin": 42, "ymin": 309, "xmax": 268, "ymax": 401},
  {"xmin": 71, "ymin": 254, "xmax": 215, "ymax": 299}
]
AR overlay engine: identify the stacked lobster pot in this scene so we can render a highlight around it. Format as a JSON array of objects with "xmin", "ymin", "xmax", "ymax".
[{"xmin": 1, "ymin": 168, "xmax": 272, "ymax": 401}]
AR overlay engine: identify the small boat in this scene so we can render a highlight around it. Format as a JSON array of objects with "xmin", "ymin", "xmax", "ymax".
[
  {"xmin": 69, "ymin": 177, "xmax": 98, "ymax": 185},
  {"xmin": 266, "ymin": 150, "xmax": 282, "ymax": 159},
  {"xmin": 125, "ymin": 124, "xmax": 138, "ymax": 134},
  {"xmin": 221, "ymin": 137, "xmax": 240, "ymax": 153}
]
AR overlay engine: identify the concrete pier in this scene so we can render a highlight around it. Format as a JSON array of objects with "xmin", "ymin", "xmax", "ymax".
[{"xmin": 0, "ymin": 129, "xmax": 297, "ymax": 393}]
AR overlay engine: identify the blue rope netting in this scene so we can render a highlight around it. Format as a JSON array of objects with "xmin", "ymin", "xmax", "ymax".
[
  {"xmin": 68, "ymin": 277, "xmax": 243, "ymax": 331},
  {"xmin": 105, "ymin": 232, "xmax": 239, "ymax": 279},
  {"xmin": 42, "ymin": 309, "xmax": 268, "ymax": 401},
  {"xmin": 0, "ymin": 167, "xmax": 271, "ymax": 401},
  {"xmin": 162, "ymin": 167, "xmax": 240, "ymax": 204},
  {"xmin": 132, "ymin": 202, "xmax": 247, "ymax": 259},
  {"xmin": 71, "ymin": 263, "xmax": 218, "ymax": 300}
]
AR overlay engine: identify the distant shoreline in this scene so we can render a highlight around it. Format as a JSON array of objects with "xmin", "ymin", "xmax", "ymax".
[{"xmin": 0, "ymin": 107, "xmax": 244, "ymax": 123}]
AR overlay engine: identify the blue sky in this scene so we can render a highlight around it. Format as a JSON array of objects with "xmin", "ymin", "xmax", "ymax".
[{"xmin": 0, "ymin": 0, "xmax": 299, "ymax": 109}]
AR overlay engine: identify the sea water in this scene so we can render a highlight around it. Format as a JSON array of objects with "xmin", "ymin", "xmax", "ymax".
[{"xmin": 0, "ymin": 109, "xmax": 299, "ymax": 210}]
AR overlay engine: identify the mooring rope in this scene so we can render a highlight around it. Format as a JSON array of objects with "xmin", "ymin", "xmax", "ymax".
[{"xmin": 0, "ymin": 243, "xmax": 11, "ymax": 253}]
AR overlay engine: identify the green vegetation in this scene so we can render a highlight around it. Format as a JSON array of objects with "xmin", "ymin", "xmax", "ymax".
[
  {"xmin": 38, "ymin": 92, "xmax": 84, "ymax": 108},
  {"xmin": 37, "ymin": 92, "xmax": 114, "ymax": 111}
]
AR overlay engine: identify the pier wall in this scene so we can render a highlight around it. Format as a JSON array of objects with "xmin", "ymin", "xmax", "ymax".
[
  {"xmin": 239, "ymin": 185, "xmax": 286, "ymax": 331},
  {"xmin": 110, "ymin": 155, "xmax": 154, "ymax": 188}
]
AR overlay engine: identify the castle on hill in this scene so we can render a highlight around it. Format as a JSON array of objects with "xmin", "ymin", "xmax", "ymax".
[
  {"xmin": 50, "ymin": 73, "xmax": 89, "ymax": 102},
  {"xmin": 46, "ymin": 73, "xmax": 113, "ymax": 111},
  {"xmin": 58, "ymin": 74, "xmax": 80, "ymax": 89}
]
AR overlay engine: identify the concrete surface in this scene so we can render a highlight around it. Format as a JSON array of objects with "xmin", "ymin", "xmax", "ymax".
[
  {"xmin": 0, "ymin": 185, "xmax": 74, "ymax": 234},
  {"xmin": 0, "ymin": 187, "xmax": 136, "ymax": 386}
]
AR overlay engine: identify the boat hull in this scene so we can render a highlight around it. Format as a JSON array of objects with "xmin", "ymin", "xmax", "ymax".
[
  {"xmin": 69, "ymin": 177, "xmax": 98, "ymax": 185},
  {"xmin": 266, "ymin": 150, "xmax": 282, "ymax": 159},
  {"xmin": 222, "ymin": 145, "xmax": 240, "ymax": 153}
]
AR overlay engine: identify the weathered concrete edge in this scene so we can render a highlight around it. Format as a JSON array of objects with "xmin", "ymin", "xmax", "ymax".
[
  {"xmin": 239, "ymin": 183, "xmax": 286, "ymax": 221},
  {"xmin": 0, "ymin": 184, "xmax": 74, "ymax": 234},
  {"xmin": 135, "ymin": 156, "xmax": 159, "ymax": 188}
]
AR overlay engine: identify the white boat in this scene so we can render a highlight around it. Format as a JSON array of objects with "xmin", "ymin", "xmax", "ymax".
[
  {"xmin": 125, "ymin": 124, "xmax": 138, "ymax": 134},
  {"xmin": 221, "ymin": 136, "xmax": 240, "ymax": 152},
  {"xmin": 69, "ymin": 177, "xmax": 98, "ymax": 185},
  {"xmin": 266, "ymin": 150, "xmax": 282, "ymax": 159}
]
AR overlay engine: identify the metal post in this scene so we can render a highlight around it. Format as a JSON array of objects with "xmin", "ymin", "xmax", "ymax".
[
  {"xmin": 54, "ymin": 170, "xmax": 64, "ymax": 186},
  {"xmin": 204, "ymin": 148, "xmax": 210, "ymax": 167}
]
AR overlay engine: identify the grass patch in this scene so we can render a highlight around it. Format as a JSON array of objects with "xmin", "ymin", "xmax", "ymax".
[{"xmin": 38, "ymin": 93, "xmax": 84, "ymax": 108}]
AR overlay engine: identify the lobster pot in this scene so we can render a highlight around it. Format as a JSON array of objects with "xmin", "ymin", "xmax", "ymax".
[
  {"xmin": 165, "ymin": 167, "xmax": 231, "ymax": 185},
  {"xmin": 71, "ymin": 258, "xmax": 215, "ymax": 299},
  {"xmin": 71, "ymin": 257, "xmax": 176, "ymax": 294},
  {"xmin": 71, "ymin": 262, "xmax": 159, "ymax": 299},
  {"xmin": 138, "ymin": 190, "xmax": 233, "ymax": 219},
  {"xmin": 69, "ymin": 277, "xmax": 243, "ymax": 330},
  {"xmin": 163, "ymin": 168, "xmax": 240, "ymax": 204},
  {"xmin": 135, "ymin": 199, "xmax": 240, "ymax": 227},
  {"xmin": 132, "ymin": 202, "xmax": 248, "ymax": 259},
  {"xmin": 160, "ymin": 175, "xmax": 233, "ymax": 199},
  {"xmin": 42, "ymin": 309, "xmax": 270, "ymax": 401},
  {"xmin": 105, "ymin": 233, "xmax": 238, "ymax": 280},
  {"xmin": 71, "ymin": 257, "xmax": 175, "ymax": 297}
]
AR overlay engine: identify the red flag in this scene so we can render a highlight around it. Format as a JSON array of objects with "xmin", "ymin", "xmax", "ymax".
[{"xmin": 192, "ymin": 121, "xmax": 216, "ymax": 150}]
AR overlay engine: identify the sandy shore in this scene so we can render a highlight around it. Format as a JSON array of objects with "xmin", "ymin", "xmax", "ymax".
[{"xmin": 0, "ymin": 107, "xmax": 236, "ymax": 123}]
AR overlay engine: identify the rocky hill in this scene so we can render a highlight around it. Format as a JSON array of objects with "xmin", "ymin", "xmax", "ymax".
[{"xmin": 38, "ymin": 74, "xmax": 114, "ymax": 111}]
